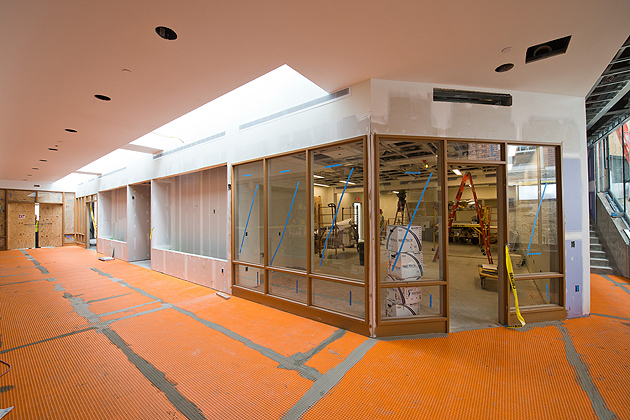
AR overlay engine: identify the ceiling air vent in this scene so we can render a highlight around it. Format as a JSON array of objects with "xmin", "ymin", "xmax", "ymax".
[
  {"xmin": 433, "ymin": 88, "xmax": 512, "ymax": 107},
  {"xmin": 526, "ymin": 35, "xmax": 571, "ymax": 63}
]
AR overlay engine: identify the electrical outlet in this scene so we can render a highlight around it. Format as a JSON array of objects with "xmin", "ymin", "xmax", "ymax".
[{"xmin": 575, "ymin": 285, "xmax": 579, "ymax": 292}]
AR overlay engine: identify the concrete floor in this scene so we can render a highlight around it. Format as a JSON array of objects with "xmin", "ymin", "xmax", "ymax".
[
  {"xmin": 448, "ymin": 242, "xmax": 500, "ymax": 332},
  {"xmin": 2, "ymin": 247, "xmax": 630, "ymax": 419}
]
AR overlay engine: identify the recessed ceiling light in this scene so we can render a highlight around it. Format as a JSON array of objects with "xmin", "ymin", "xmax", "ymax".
[
  {"xmin": 155, "ymin": 26, "xmax": 177, "ymax": 40},
  {"xmin": 94, "ymin": 94, "xmax": 111, "ymax": 101},
  {"xmin": 48, "ymin": 148, "xmax": 58, "ymax": 151},
  {"xmin": 495, "ymin": 63, "xmax": 514, "ymax": 73},
  {"xmin": 65, "ymin": 128, "xmax": 77, "ymax": 133}
]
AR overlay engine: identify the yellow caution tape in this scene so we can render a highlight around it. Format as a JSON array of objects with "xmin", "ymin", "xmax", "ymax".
[
  {"xmin": 150, "ymin": 227, "xmax": 154, "ymax": 240},
  {"xmin": 90, "ymin": 203, "xmax": 97, "ymax": 237},
  {"xmin": 506, "ymin": 245, "xmax": 526, "ymax": 328}
]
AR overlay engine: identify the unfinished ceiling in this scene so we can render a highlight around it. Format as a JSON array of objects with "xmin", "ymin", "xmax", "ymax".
[{"xmin": 1, "ymin": 0, "xmax": 629, "ymax": 184}]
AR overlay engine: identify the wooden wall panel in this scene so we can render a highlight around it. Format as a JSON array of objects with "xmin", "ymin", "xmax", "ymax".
[
  {"xmin": 0, "ymin": 189, "xmax": 6, "ymax": 250},
  {"xmin": 7, "ymin": 202, "xmax": 35, "ymax": 249},
  {"xmin": 39, "ymin": 204, "xmax": 63, "ymax": 247},
  {"xmin": 8, "ymin": 190, "xmax": 36, "ymax": 203},
  {"xmin": 64, "ymin": 192, "xmax": 75, "ymax": 244}
]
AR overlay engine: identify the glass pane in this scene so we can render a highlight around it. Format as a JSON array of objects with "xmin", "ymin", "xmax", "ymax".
[
  {"xmin": 312, "ymin": 279, "xmax": 365, "ymax": 318},
  {"xmin": 234, "ymin": 161, "xmax": 264, "ymax": 264},
  {"xmin": 378, "ymin": 139, "xmax": 443, "ymax": 283},
  {"xmin": 312, "ymin": 142, "xmax": 365, "ymax": 280},
  {"xmin": 234, "ymin": 265, "xmax": 264, "ymax": 292},
  {"xmin": 381, "ymin": 285, "xmax": 443, "ymax": 319},
  {"xmin": 507, "ymin": 145, "xmax": 560, "ymax": 273},
  {"xmin": 268, "ymin": 270, "xmax": 307, "ymax": 303},
  {"xmin": 608, "ymin": 123, "xmax": 629, "ymax": 214},
  {"xmin": 447, "ymin": 142, "xmax": 501, "ymax": 161},
  {"xmin": 268, "ymin": 153, "xmax": 307, "ymax": 270},
  {"xmin": 509, "ymin": 277, "xmax": 560, "ymax": 307}
]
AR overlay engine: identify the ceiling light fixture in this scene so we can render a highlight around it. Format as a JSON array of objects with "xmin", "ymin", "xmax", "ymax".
[
  {"xmin": 495, "ymin": 63, "xmax": 514, "ymax": 73},
  {"xmin": 452, "ymin": 168, "xmax": 462, "ymax": 176},
  {"xmin": 392, "ymin": 190, "xmax": 399, "ymax": 194},
  {"xmin": 65, "ymin": 128, "xmax": 77, "ymax": 133},
  {"xmin": 155, "ymin": 26, "xmax": 178, "ymax": 40},
  {"xmin": 94, "ymin": 94, "xmax": 111, "ymax": 101},
  {"xmin": 339, "ymin": 180, "xmax": 356, "ymax": 185},
  {"xmin": 314, "ymin": 183, "xmax": 330, "ymax": 187},
  {"xmin": 314, "ymin": 174, "xmax": 324, "ymax": 179}
]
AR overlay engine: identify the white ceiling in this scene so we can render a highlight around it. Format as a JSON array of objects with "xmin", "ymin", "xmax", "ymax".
[{"xmin": 1, "ymin": 0, "xmax": 629, "ymax": 184}]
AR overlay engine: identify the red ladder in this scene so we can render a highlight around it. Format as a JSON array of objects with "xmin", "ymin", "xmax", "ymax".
[{"xmin": 433, "ymin": 173, "xmax": 493, "ymax": 264}]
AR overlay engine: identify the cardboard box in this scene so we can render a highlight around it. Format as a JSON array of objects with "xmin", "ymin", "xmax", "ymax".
[
  {"xmin": 386, "ymin": 286, "xmax": 422, "ymax": 305},
  {"xmin": 385, "ymin": 301, "xmax": 420, "ymax": 317},
  {"xmin": 386, "ymin": 225, "xmax": 422, "ymax": 253},
  {"xmin": 388, "ymin": 251, "xmax": 423, "ymax": 279}
]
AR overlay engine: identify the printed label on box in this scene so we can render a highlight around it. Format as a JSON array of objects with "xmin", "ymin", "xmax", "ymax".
[
  {"xmin": 386, "ymin": 225, "xmax": 422, "ymax": 253},
  {"xmin": 388, "ymin": 251, "xmax": 423, "ymax": 279},
  {"xmin": 386, "ymin": 286, "xmax": 422, "ymax": 305}
]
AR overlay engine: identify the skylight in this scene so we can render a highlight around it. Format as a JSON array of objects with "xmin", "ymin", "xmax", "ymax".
[{"xmin": 130, "ymin": 64, "xmax": 328, "ymax": 151}]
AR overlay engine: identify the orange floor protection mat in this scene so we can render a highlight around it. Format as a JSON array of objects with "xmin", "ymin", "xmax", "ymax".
[{"xmin": 2, "ymin": 247, "xmax": 630, "ymax": 419}]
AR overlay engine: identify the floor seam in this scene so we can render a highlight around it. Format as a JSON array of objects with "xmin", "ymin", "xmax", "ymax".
[
  {"xmin": 557, "ymin": 322, "xmax": 617, "ymax": 420},
  {"xmin": 281, "ymin": 338, "xmax": 377, "ymax": 420}
]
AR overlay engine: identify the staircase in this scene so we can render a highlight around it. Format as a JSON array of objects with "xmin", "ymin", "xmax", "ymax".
[{"xmin": 590, "ymin": 223, "xmax": 614, "ymax": 274}]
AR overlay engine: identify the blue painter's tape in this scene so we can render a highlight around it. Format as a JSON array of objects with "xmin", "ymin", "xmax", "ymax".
[
  {"xmin": 325, "ymin": 164, "xmax": 341, "ymax": 168},
  {"xmin": 271, "ymin": 181, "xmax": 300, "ymax": 266},
  {"xmin": 321, "ymin": 168, "xmax": 354, "ymax": 265},
  {"xmin": 430, "ymin": 294, "xmax": 432, "ymax": 308},
  {"xmin": 238, "ymin": 184, "xmax": 258, "ymax": 255},
  {"xmin": 547, "ymin": 283, "xmax": 549, "ymax": 302},
  {"xmin": 243, "ymin": 174, "xmax": 252, "ymax": 177},
  {"xmin": 280, "ymin": 169, "xmax": 290, "ymax": 173},
  {"xmin": 405, "ymin": 171, "xmax": 422, "ymax": 175},
  {"xmin": 349, "ymin": 291, "xmax": 352, "ymax": 306},
  {"xmin": 527, "ymin": 183, "xmax": 547, "ymax": 256},
  {"xmin": 392, "ymin": 172, "xmax": 433, "ymax": 270}
]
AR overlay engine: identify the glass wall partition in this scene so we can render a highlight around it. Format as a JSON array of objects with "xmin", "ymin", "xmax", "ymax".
[
  {"xmin": 507, "ymin": 145, "xmax": 564, "ymax": 317},
  {"xmin": 607, "ymin": 122, "xmax": 629, "ymax": 215},
  {"xmin": 231, "ymin": 138, "xmax": 368, "ymax": 335},
  {"xmin": 376, "ymin": 138, "xmax": 444, "ymax": 333}
]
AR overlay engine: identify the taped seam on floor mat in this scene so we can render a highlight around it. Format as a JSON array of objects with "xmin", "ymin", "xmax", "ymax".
[
  {"xmin": 557, "ymin": 323, "xmax": 617, "ymax": 420},
  {"xmin": 282, "ymin": 338, "xmax": 377, "ymax": 420}
]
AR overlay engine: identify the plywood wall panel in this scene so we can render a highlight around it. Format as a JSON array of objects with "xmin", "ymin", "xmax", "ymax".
[
  {"xmin": 0, "ymin": 189, "xmax": 6, "ymax": 240},
  {"xmin": 7, "ymin": 202, "xmax": 35, "ymax": 249},
  {"xmin": 37, "ymin": 191, "xmax": 63, "ymax": 204},
  {"xmin": 39, "ymin": 203, "xmax": 63, "ymax": 247},
  {"xmin": 7, "ymin": 190, "xmax": 36, "ymax": 203}
]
